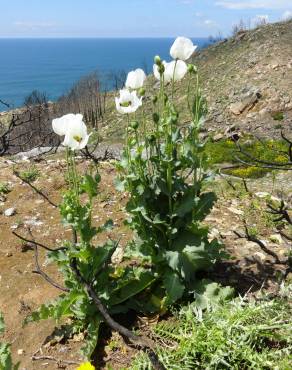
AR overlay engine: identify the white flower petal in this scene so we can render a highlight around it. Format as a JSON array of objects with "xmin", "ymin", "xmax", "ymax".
[
  {"xmin": 54, "ymin": 113, "xmax": 89, "ymax": 150},
  {"xmin": 115, "ymin": 89, "xmax": 143, "ymax": 114},
  {"xmin": 171, "ymin": 60, "xmax": 188, "ymax": 81},
  {"xmin": 170, "ymin": 37, "xmax": 197, "ymax": 61},
  {"xmin": 126, "ymin": 68, "xmax": 146, "ymax": 89}
]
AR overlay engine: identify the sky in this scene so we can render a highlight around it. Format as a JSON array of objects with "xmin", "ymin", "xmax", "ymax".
[{"xmin": 0, "ymin": 0, "xmax": 291, "ymax": 38}]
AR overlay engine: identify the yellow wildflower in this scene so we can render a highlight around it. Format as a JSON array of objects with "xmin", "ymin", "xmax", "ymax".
[{"xmin": 76, "ymin": 362, "xmax": 95, "ymax": 370}]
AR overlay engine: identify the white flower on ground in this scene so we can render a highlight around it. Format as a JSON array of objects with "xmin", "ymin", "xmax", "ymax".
[
  {"xmin": 170, "ymin": 37, "xmax": 197, "ymax": 61},
  {"xmin": 115, "ymin": 89, "xmax": 143, "ymax": 114},
  {"xmin": 52, "ymin": 113, "xmax": 90, "ymax": 150},
  {"xmin": 125, "ymin": 68, "xmax": 146, "ymax": 89},
  {"xmin": 153, "ymin": 60, "xmax": 188, "ymax": 83}
]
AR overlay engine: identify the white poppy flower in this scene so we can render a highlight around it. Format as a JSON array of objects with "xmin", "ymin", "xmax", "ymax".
[
  {"xmin": 125, "ymin": 68, "xmax": 146, "ymax": 89},
  {"xmin": 115, "ymin": 89, "xmax": 143, "ymax": 114},
  {"xmin": 153, "ymin": 60, "xmax": 188, "ymax": 83},
  {"xmin": 165, "ymin": 60, "xmax": 188, "ymax": 82},
  {"xmin": 52, "ymin": 113, "xmax": 83, "ymax": 136},
  {"xmin": 52, "ymin": 113, "xmax": 90, "ymax": 150},
  {"xmin": 170, "ymin": 37, "xmax": 197, "ymax": 61}
]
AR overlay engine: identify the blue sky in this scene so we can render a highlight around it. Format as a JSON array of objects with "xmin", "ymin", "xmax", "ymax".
[{"xmin": 0, "ymin": 0, "xmax": 291, "ymax": 38}]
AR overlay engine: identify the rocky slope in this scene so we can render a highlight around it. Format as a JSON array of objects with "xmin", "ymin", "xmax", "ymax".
[{"xmin": 190, "ymin": 19, "xmax": 292, "ymax": 138}]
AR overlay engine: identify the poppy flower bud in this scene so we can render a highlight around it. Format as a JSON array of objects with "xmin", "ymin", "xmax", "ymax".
[
  {"xmin": 131, "ymin": 121, "xmax": 139, "ymax": 130},
  {"xmin": 152, "ymin": 95, "xmax": 158, "ymax": 104},
  {"xmin": 148, "ymin": 134, "xmax": 156, "ymax": 143},
  {"xmin": 153, "ymin": 113, "xmax": 160, "ymax": 124},
  {"xmin": 154, "ymin": 55, "xmax": 162, "ymax": 65},
  {"xmin": 158, "ymin": 64, "xmax": 165, "ymax": 75},
  {"xmin": 138, "ymin": 87, "xmax": 146, "ymax": 97},
  {"xmin": 187, "ymin": 64, "xmax": 197, "ymax": 74}
]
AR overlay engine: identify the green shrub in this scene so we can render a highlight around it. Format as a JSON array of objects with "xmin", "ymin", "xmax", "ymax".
[
  {"xmin": 272, "ymin": 111, "xmax": 284, "ymax": 121},
  {"xmin": 225, "ymin": 166, "xmax": 269, "ymax": 179},
  {"xmin": 0, "ymin": 182, "xmax": 10, "ymax": 196},
  {"xmin": 130, "ymin": 290, "xmax": 292, "ymax": 370},
  {"xmin": 19, "ymin": 165, "xmax": 40, "ymax": 183},
  {"xmin": 0, "ymin": 313, "xmax": 19, "ymax": 370}
]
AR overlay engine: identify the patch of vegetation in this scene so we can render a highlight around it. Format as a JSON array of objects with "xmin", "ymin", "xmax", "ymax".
[
  {"xmin": 0, "ymin": 312, "xmax": 19, "ymax": 370},
  {"xmin": 18, "ymin": 165, "xmax": 40, "ymax": 183},
  {"xmin": 130, "ymin": 288, "xmax": 292, "ymax": 370},
  {"xmin": 0, "ymin": 182, "xmax": 11, "ymax": 196},
  {"xmin": 272, "ymin": 111, "xmax": 284, "ymax": 121},
  {"xmin": 225, "ymin": 166, "xmax": 269, "ymax": 179},
  {"xmin": 205, "ymin": 138, "xmax": 290, "ymax": 178}
]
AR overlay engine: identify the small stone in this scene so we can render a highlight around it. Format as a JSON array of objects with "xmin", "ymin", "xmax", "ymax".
[
  {"xmin": 4, "ymin": 207, "xmax": 16, "ymax": 217},
  {"xmin": 228, "ymin": 206, "xmax": 244, "ymax": 215},
  {"xmin": 213, "ymin": 133, "xmax": 224, "ymax": 142},
  {"xmin": 17, "ymin": 349, "xmax": 25, "ymax": 355},
  {"xmin": 255, "ymin": 192, "xmax": 270, "ymax": 198}
]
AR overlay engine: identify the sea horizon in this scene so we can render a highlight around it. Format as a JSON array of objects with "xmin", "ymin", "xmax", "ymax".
[{"xmin": 0, "ymin": 37, "xmax": 211, "ymax": 111}]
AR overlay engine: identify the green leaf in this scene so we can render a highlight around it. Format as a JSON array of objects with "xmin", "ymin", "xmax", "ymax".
[
  {"xmin": 109, "ymin": 269, "xmax": 156, "ymax": 306},
  {"xmin": 114, "ymin": 177, "xmax": 126, "ymax": 192},
  {"xmin": 174, "ymin": 191, "xmax": 196, "ymax": 217},
  {"xmin": 192, "ymin": 279, "xmax": 234, "ymax": 310},
  {"xmin": 24, "ymin": 291, "xmax": 84, "ymax": 325},
  {"xmin": 194, "ymin": 192, "xmax": 217, "ymax": 221},
  {"xmin": 81, "ymin": 174, "xmax": 98, "ymax": 198},
  {"xmin": 0, "ymin": 313, "xmax": 4, "ymax": 334},
  {"xmin": 163, "ymin": 271, "xmax": 185, "ymax": 304},
  {"xmin": 80, "ymin": 318, "xmax": 101, "ymax": 359}
]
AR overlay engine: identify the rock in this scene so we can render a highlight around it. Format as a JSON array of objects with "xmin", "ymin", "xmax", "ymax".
[
  {"xmin": 255, "ymin": 192, "xmax": 270, "ymax": 198},
  {"xmin": 17, "ymin": 349, "xmax": 25, "ymax": 355},
  {"xmin": 208, "ymin": 228, "xmax": 220, "ymax": 240},
  {"xmin": 271, "ymin": 63, "xmax": 279, "ymax": 69},
  {"xmin": 228, "ymin": 206, "xmax": 244, "ymax": 215},
  {"xmin": 4, "ymin": 207, "xmax": 16, "ymax": 217},
  {"xmin": 213, "ymin": 133, "xmax": 224, "ymax": 142},
  {"xmin": 229, "ymin": 87, "xmax": 261, "ymax": 115}
]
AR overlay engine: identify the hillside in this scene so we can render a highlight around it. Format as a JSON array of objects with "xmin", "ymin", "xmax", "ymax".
[
  {"xmin": 100, "ymin": 20, "xmax": 292, "ymax": 142},
  {"xmin": 0, "ymin": 22, "xmax": 292, "ymax": 370},
  {"xmin": 193, "ymin": 20, "xmax": 292, "ymax": 138}
]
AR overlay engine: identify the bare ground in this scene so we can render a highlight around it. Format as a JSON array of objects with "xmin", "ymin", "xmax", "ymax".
[{"xmin": 0, "ymin": 155, "xmax": 291, "ymax": 369}]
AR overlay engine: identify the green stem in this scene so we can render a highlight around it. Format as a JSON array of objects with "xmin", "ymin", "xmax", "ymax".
[{"xmin": 171, "ymin": 60, "xmax": 178, "ymax": 101}]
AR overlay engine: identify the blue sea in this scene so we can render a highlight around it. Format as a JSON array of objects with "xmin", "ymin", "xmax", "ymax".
[{"xmin": 0, "ymin": 38, "xmax": 209, "ymax": 111}]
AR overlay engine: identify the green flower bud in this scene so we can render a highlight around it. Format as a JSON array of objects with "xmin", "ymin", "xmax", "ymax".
[
  {"xmin": 153, "ymin": 113, "xmax": 160, "ymax": 124},
  {"xmin": 158, "ymin": 64, "xmax": 165, "ymax": 74},
  {"xmin": 154, "ymin": 55, "xmax": 162, "ymax": 65},
  {"xmin": 187, "ymin": 63, "xmax": 197, "ymax": 74},
  {"xmin": 138, "ymin": 87, "xmax": 146, "ymax": 97},
  {"xmin": 148, "ymin": 134, "xmax": 156, "ymax": 143},
  {"xmin": 66, "ymin": 213, "xmax": 73, "ymax": 222},
  {"xmin": 131, "ymin": 121, "xmax": 139, "ymax": 130},
  {"xmin": 152, "ymin": 95, "xmax": 158, "ymax": 104}
]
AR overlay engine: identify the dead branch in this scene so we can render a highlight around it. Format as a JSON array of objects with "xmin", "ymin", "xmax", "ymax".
[
  {"xmin": 13, "ymin": 230, "xmax": 69, "ymax": 292},
  {"xmin": 233, "ymin": 221, "xmax": 286, "ymax": 265},
  {"xmin": 31, "ymin": 355, "xmax": 79, "ymax": 366},
  {"xmin": 12, "ymin": 231, "xmax": 65, "ymax": 252},
  {"xmin": 267, "ymin": 201, "xmax": 292, "ymax": 225},
  {"xmin": 70, "ymin": 257, "xmax": 165, "ymax": 370},
  {"xmin": 13, "ymin": 169, "xmax": 58, "ymax": 208}
]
